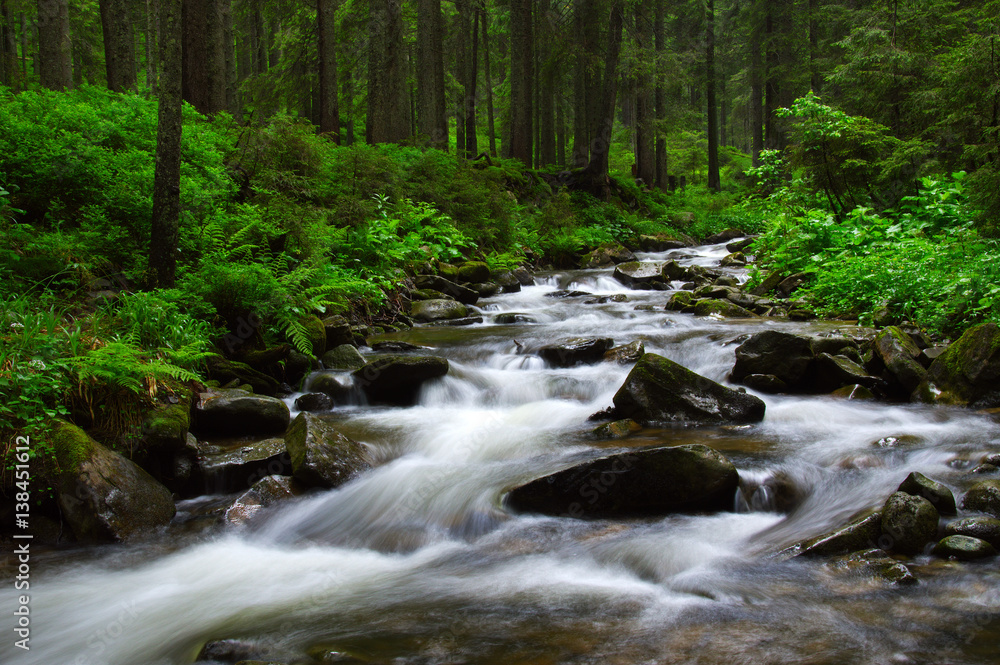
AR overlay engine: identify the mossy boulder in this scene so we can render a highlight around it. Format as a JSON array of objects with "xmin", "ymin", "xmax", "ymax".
[
  {"xmin": 592, "ymin": 419, "xmax": 642, "ymax": 439},
  {"xmin": 692, "ymin": 298, "xmax": 756, "ymax": 318},
  {"xmin": 613, "ymin": 353, "xmax": 766, "ymax": 425},
  {"xmin": 731, "ymin": 331, "xmax": 814, "ymax": 389},
  {"xmin": 352, "ymin": 355, "xmax": 450, "ymax": 405},
  {"xmin": 505, "ymin": 444, "xmax": 739, "ymax": 518},
  {"xmin": 321, "ymin": 344, "xmax": 367, "ymax": 371},
  {"xmin": 914, "ymin": 323, "xmax": 1000, "ymax": 406},
  {"xmin": 638, "ymin": 234, "xmax": 688, "ymax": 251},
  {"xmin": 881, "ymin": 491, "xmax": 939, "ymax": 555},
  {"xmin": 285, "ymin": 412, "xmax": 372, "ymax": 488},
  {"xmin": 457, "ymin": 261, "xmax": 491, "ymax": 284},
  {"xmin": 193, "ymin": 390, "xmax": 291, "ymax": 437},
  {"xmin": 943, "ymin": 516, "xmax": 1000, "ymax": 548},
  {"xmin": 52, "ymin": 421, "xmax": 175, "ymax": 542},
  {"xmin": 307, "ymin": 373, "xmax": 353, "ymax": 403},
  {"xmin": 205, "ymin": 354, "xmax": 280, "ymax": 396},
  {"xmin": 874, "ymin": 326, "xmax": 926, "ymax": 394},
  {"xmin": 580, "ymin": 243, "xmax": 636, "ymax": 268},
  {"xmin": 666, "ymin": 291, "xmax": 696, "ymax": 312},
  {"xmin": 613, "ymin": 261, "xmax": 665, "ymax": 287},
  {"xmin": 830, "ymin": 384, "xmax": 876, "ymax": 400},
  {"xmin": 193, "ymin": 436, "xmax": 292, "ymax": 494},
  {"xmin": 294, "ymin": 392, "xmax": 334, "ymax": 412},
  {"xmin": 961, "ymin": 479, "xmax": 1000, "ymax": 517},
  {"xmin": 410, "ymin": 299, "xmax": 470, "ymax": 323},
  {"xmin": 413, "ymin": 274, "xmax": 479, "ymax": 305},
  {"xmin": 720, "ymin": 251, "xmax": 746, "ymax": 267},
  {"xmin": 141, "ymin": 399, "xmax": 192, "ymax": 454},
  {"xmin": 539, "ymin": 337, "xmax": 615, "ymax": 367},
  {"xmin": 749, "ymin": 270, "xmax": 785, "ymax": 297},
  {"xmin": 933, "ymin": 535, "xmax": 997, "ymax": 560},
  {"xmin": 897, "ymin": 471, "xmax": 956, "ymax": 515},
  {"xmin": 492, "ymin": 269, "xmax": 522, "ymax": 293},
  {"xmin": 793, "ymin": 511, "xmax": 883, "ymax": 557},
  {"xmin": 322, "ymin": 315, "xmax": 354, "ymax": 349},
  {"xmin": 299, "ymin": 315, "xmax": 327, "ymax": 357}
]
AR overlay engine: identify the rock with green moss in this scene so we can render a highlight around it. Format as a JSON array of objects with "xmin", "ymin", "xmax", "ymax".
[
  {"xmin": 943, "ymin": 515, "xmax": 1000, "ymax": 548},
  {"xmin": 613, "ymin": 353, "xmax": 765, "ymax": 425},
  {"xmin": 322, "ymin": 315, "xmax": 354, "ymax": 349},
  {"xmin": 666, "ymin": 291, "xmax": 696, "ymax": 312},
  {"xmin": 193, "ymin": 389, "xmax": 291, "ymax": 437},
  {"xmin": 506, "ymin": 444, "xmax": 739, "ymax": 518},
  {"xmin": 52, "ymin": 421, "xmax": 175, "ymax": 542},
  {"xmin": 874, "ymin": 326, "xmax": 926, "ymax": 394},
  {"xmin": 237, "ymin": 344, "xmax": 291, "ymax": 371},
  {"xmin": 831, "ymin": 549, "xmax": 916, "ymax": 585},
  {"xmin": 881, "ymin": 491, "xmax": 939, "ymax": 555},
  {"xmin": 592, "ymin": 419, "xmax": 642, "ymax": 439},
  {"xmin": 731, "ymin": 331, "xmax": 815, "ymax": 389},
  {"xmin": 692, "ymin": 298, "xmax": 757, "ymax": 318},
  {"xmin": 830, "ymin": 384, "xmax": 876, "ymax": 400},
  {"xmin": 352, "ymin": 355, "xmax": 450, "ymax": 405},
  {"xmin": 141, "ymin": 398, "xmax": 192, "ymax": 454},
  {"xmin": 933, "ymin": 535, "xmax": 997, "ymax": 560},
  {"xmin": 638, "ymin": 234, "xmax": 688, "ymax": 251},
  {"xmin": 914, "ymin": 323, "xmax": 1000, "ymax": 406},
  {"xmin": 299, "ymin": 315, "xmax": 327, "ymax": 357},
  {"xmin": 321, "ymin": 344, "xmax": 367, "ymax": 371},
  {"xmin": 580, "ymin": 243, "xmax": 636, "ymax": 269},
  {"xmin": 410, "ymin": 299, "xmax": 470, "ymax": 323},
  {"xmin": 284, "ymin": 350, "xmax": 317, "ymax": 390},
  {"xmin": 961, "ymin": 479, "xmax": 1000, "ymax": 517},
  {"xmin": 793, "ymin": 511, "xmax": 883, "ymax": 557},
  {"xmin": 205, "ymin": 354, "xmax": 280, "ymax": 396},
  {"xmin": 413, "ymin": 274, "xmax": 479, "ymax": 305},
  {"xmin": 613, "ymin": 261, "xmax": 665, "ymax": 287},
  {"xmin": 285, "ymin": 412, "xmax": 372, "ymax": 488},
  {"xmin": 457, "ymin": 261, "xmax": 491, "ymax": 284},
  {"xmin": 492, "ymin": 270, "xmax": 522, "ymax": 293},
  {"xmin": 897, "ymin": 471, "xmax": 956, "ymax": 515}
]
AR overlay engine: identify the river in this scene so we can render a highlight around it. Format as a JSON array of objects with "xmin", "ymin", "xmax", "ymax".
[{"xmin": 3, "ymin": 242, "xmax": 999, "ymax": 665}]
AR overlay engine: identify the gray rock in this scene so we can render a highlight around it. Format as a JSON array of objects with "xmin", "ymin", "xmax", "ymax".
[
  {"xmin": 469, "ymin": 282, "xmax": 501, "ymax": 297},
  {"xmin": 811, "ymin": 353, "xmax": 879, "ymax": 393},
  {"xmin": 692, "ymin": 298, "xmax": 757, "ymax": 318},
  {"xmin": 743, "ymin": 374, "xmax": 789, "ymax": 394},
  {"xmin": 285, "ymin": 413, "xmax": 372, "ymax": 488},
  {"xmin": 205, "ymin": 354, "xmax": 280, "ymax": 396},
  {"xmin": 294, "ymin": 392, "xmax": 334, "ymax": 412},
  {"xmin": 322, "ymin": 315, "xmax": 354, "ymax": 349},
  {"xmin": 613, "ymin": 261, "xmax": 665, "ymax": 287},
  {"xmin": 961, "ymin": 479, "xmax": 1000, "ymax": 518},
  {"xmin": 720, "ymin": 251, "xmax": 746, "ymax": 267},
  {"xmin": 225, "ymin": 475, "xmax": 303, "ymax": 526},
  {"xmin": 897, "ymin": 471, "xmax": 957, "ymax": 515},
  {"xmin": 195, "ymin": 437, "xmax": 292, "ymax": 493},
  {"xmin": 413, "ymin": 274, "xmax": 480, "ymax": 305},
  {"xmin": 914, "ymin": 323, "xmax": 1000, "ymax": 406},
  {"xmin": 193, "ymin": 390, "xmax": 291, "ymax": 437},
  {"xmin": 308, "ymin": 374, "xmax": 353, "ymax": 402},
  {"xmin": 321, "ymin": 344, "xmax": 367, "ymax": 371},
  {"xmin": 410, "ymin": 298, "xmax": 470, "ymax": 323},
  {"xmin": 830, "ymin": 384, "xmax": 876, "ymax": 400},
  {"xmin": 881, "ymin": 491, "xmax": 939, "ymax": 555},
  {"xmin": 874, "ymin": 327, "xmax": 927, "ymax": 394},
  {"xmin": 370, "ymin": 341, "xmax": 427, "ymax": 352},
  {"xmin": 539, "ymin": 338, "xmax": 615, "ymax": 367},
  {"xmin": 932, "ymin": 535, "xmax": 997, "ymax": 560},
  {"xmin": 776, "ymin": 272, "xmax": 810, "ymax": 298},
  {"xmin": 492, "ymin": 270, "xmax": 523, "ymax": 293},
  {"xmin": 613, "ymin": 353, "xmax": 766, "ymax": 425},
  {"xmin": 426, "ymin": 315, "xmax": 484, "ymax": 326},
  {"xmin": 506, "ymin": 444, "xmax": 739, "ymax": 518},
  {"xmin": 494, "ymin": 313, "xmax": 537, "ymax": 325},
  {"xmin": 731, "ymin": 331, "xmax": 815, "ymax": 388},
  {"xmin": 352, "ymin": 355, "xmax": 450, "ymax": 405},
  {"xmin": 794, "ymin": 512, "xmax": 883, "ymax": 557},
  {"xmin": 581, "ymin": 243, "xmax": 636, "ymax": 268},
  {"xmin": 832, "ymin": 549, "xmax": 917, "ymax": 585},
  {"xmin": 943, "ymin": 516, "xmax": 1000, "ymax": 548},
  {"xmin": 604, "ymin": 340, "xmax": 644, "ymax": 364},
  {"xmin": 513, "ymin": 266, "xmax": 534, "ymax": 286}
]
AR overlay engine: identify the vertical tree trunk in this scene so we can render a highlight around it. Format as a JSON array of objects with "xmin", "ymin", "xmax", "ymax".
[
  {"xmin": 182, "ymin": 0, "xmax": 226, "ymax": 115},
  {"xmin": 37, "ymin": 0, "xmax": 72, "ymax": 90},
  {"xmin": 99, "ymin": 0, "xmax": 137, "ymax": 92},
  {"xmin": 808, "ymin": 0, "xmax": 821, "ymax": 93},
  {"xmin": 556, "ymin": 92, "xmax": 565, "ymax": 165},
  {"xmin": 508, "ymin": 0, "xmax": 533, "ymax": 165},
  {"xmin": 537, "ymin": 0, "xmax": 555, "ymax": 166},
  {"xmin": 706, "ymin": 0, "xmax": 720, "ymax": 191},
  {"xmin": 150, "ymin": 0, "xmax": 182, "ymax": 289},
  {"xmin": 20, "ymin": 12, "xmax": 28, "ymax": 82},
  {"xmin": 481, "ymin": 2, "xmax": 497, "ymax": 157},
  {"xmin": 635, "ymin": 0, "xmax": 655, "ymax": 187},
  {"xmin": 220, "ymin": 0, "xmax": 236, "ymax": 114},
  {"xmin": 145, "ymin": 0, "xmax": 157, "ymax": 94},
  {"xmin": 416, "ymin": 0, "xmax": 447, "ymax": 149},
  {"xmin": 763, "ymin": 3, "xmax": 781, "ymax": 150},
  {"xmin": 366, "ymin": 0, "xmax": 409, "ymax": 144},
  {"xmin": 465, "ymin": 7, "xmax": 479, "ymax": 157},
  {"xmin": 749, "ymin": 8, "xmax": 764, "ymax": 165},
  {"xmin": 318, "ymin": 0, "xmax": 340, "ymax": 140},
  {"xmin": 0, "ymin": 0, "xmax": 18, "ymax": 89},
  {"xmin": 571, "ymin": 0, "xmax": 589, "ymax": 168},
  {"xmin": 653, "ymin": 0, "xmax": 667, "ymax": 190},
  {"xmin": 578, "ymin": 0, "xmax": 624, "ymax": 197}
]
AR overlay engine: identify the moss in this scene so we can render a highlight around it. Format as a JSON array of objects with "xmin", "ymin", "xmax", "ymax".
[
  {"xmin": 51, "ymin": 420, "xmax": 97, "ymax": 475},
  {"xmin": 142, "ymin": 401, "xmax": 191, "ymax": 452},
  {"xmin": 301, "ymin": 315, "xmax": 327, "ymax": 357},
  {"xmin": 692, "ymin": 299, "xmax": 756, "ymax": 318}
]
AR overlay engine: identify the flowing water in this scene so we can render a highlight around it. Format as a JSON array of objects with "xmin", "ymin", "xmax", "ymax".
[{"xmin": 4, "ymin": 243, "xmax": 1000, "ymax": 665}]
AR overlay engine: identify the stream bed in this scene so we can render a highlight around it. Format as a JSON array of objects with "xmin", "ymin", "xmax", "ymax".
[{"xmin": 4, "ymin": 242, "xmax": 1000, "ymax": 665}]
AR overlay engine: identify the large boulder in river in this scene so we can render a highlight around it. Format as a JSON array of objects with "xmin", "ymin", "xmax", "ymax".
[
  {"xmin": 505, "ymin": 444, "xmax": 739, "ymax": 518},
  {"xmin": 539, "ymin": 338, "xmax": 614, "ymax": 367},
  {"xmin": 881, "ymin": 491, "xmax": 939, "ymax": 555},
  {"xmin": 613, "ymin": 353, "xmax": 766, "ymax": 425},
  {"xmin": 52, "ymin": 421, "xmax": 175, "ymax": 542},
  {"xmin": 873, "ymin": 326, "xmax": 926, "ymax": 394},
  {"xmin": 581, "ymin": 243, "xmax": 636, "ymax": 268},
  {"xmin": 321, "ymin": 343, "xmax": 367, "ymax": 371},
  {"xmin": 730, "ymin": 330, "xmax": 814, "ymax": 388},
  {"xmin": 943, "ymin": 516, "xmax": 1000, "ymax": 548},
  {"xmin": 914, "ymin": 323, "xmax": 1000, "ymax": 406},
  {"xmin": 410, "ymin": 299, "xmax": 470, "ymax": 323},
  {"xmin": 194, "ymin": 436, "xmax": 292, "ymax": 493},
  {"xmin": 352, "ymin": 355, "xmax": 449, "ymax": 405},
  {"xmin": 205, "ymin": 354, "xmax": 280, "ymax": 396},
  {"xmin": 961, "ymin": 479, "xmax": 1000, "ymax": 518},
  {"xmin": 897, "ymin": 471, "xmax": 956, "ymax": 515},
  {"xmin": 613, "ymin": 261, "xmax": 664, "ymax": 287},
  {"xmin": 285, "ymin": 412, "xmax": 372, "ymax": 488},
  {"xmin": 457, "ymin": 261, "xmax": 491, "ymax": 284},
  {"xmin": 193, "ymin": 389, "xmax": 291, "ymax": 437},
  {"xmin": 413, "ymin": 274, "xmax": 480, "ymax": 305},
  {"xmin": 793, "ymin": 511, "xmax": 883, "ymax": 557}
]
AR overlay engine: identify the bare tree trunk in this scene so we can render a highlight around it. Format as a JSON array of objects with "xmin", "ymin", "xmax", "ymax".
[
  {"xmin": 465, "ymin": 7, "xmax": 479, "ymax": 157},
  {"xmin": 37, "ymin": 0, "xmax": 72, "ymax": 90},
  {"xmin": 750, "ymin": 7, "xmax": 764, "ymax": 165},
  {"xmin": 537, "ymin": 0, "xmax": 555, "ymax": 166},
  {"xmin": 416, "ymin": 0, "xmax": 446, "ymax": 148},
  {"xmin": 182, "ymin": 0, "xmax": 226, "ymax": 115},
  {"xmin": 367, "ymin": 0, "xmax": 409, "ymax": 143},
  {"xmin": 318, "ymin": 0, "xmax": 340, "ymax": 140},
  {"xmin": 635, "ymin": 0, "xmax": 655, "ymax": 187},
  {"xmin": 0, "ymin": 0, "xmax": 18, "ymax": 89},
  {"xmin": 150, "ymin": 0, "xmax": 182, "ymax": 289},
  {"xmin": 145, "ymin": 0, "xmax": 157, "ymax": 94},
  {"xmin": 508, "ymin": 0, "xmax": 533, "ymax": 165},
  {"xmin": 706, "ymin": 0, "xmax": 720, "ymax": 191},
  {"xmin": 482, "ymin": 2, "xmax": 496, "ymax": 157},
  {"xmin": 100, "ymin": 0, "xmax": 137, "ymax": 92},
  {"xmin": 653, "ymin": 0, "xmax": 666, "ymax": 189}
]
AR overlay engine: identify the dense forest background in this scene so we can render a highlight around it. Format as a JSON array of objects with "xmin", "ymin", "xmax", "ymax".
[{"xmin": 2, "ymin": 0, "xmax": 1000, "ymax": 458}]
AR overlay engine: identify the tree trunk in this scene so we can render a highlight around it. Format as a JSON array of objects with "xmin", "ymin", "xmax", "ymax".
[
  {"xmin": 482, "ymin": 2, "xmax": 497, "ymax": 157},
  {"xmin": 577, "ymin": 0, "xmax": 624, "ymax": 198},
  {"xmin": 150, "ymin": 0, "xmax": 182, "ymax": 289},
  {"xmin": 220, "ymin": 0, "xmax": 236, "ymax": 114},
  {"xmin": 0, "ymin": 0, "xmax": 18, "ymax": 89},
  {"xmin": 749, "ymin": 7, "xmax": 764, "ymax": 165},
  {"xmin": 654, "ymin": 0, "xmax": 667, "ymax": 190},
  {"xmin": 318, "ymin": 0, "xmax": 340, "ymax": 140},
  {"xmin": 706, "ymin": 0, "xmax": 720, "ymax": 191},
  {"xmin": 635, "ymin": 0, "xmax": 655, "ymax": 188},
  {"xmin": 100, "ymin": 0, "xmax": 137, "ymax": 92},
  {"xmin": 508, "ymin": 0, "xmax": 533, "ymax": 165},
  {"xmin": 145, "ymin": 0, "xmax": 157, "ymax": 94},
  {"xmin": 182, "ymin": 0, "xmax": 226, "ymax": 115},
  {"xmin": 416, "ymin": 0, "xmax": 446, "ymax": 148},
  {"xmin": 37, "ymin": 0, "xmax": 72, "ymax": 90},
  {"xmin": 465, "ymin": 7, "xmax": 479, "ymax": 157},
  {"xmin": 366, "ymin": 0, "xmax": 409, "ymax": 144},
  {"xmin": 538, "ymin": 0, "xmax": 555, "ymax": 166}
]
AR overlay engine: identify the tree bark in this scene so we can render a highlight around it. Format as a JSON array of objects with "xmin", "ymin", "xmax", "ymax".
[
  {"xmin": 749, "ymin": 6, "xmax": 764, "ymax": 165},
  {"xmin": 654, "ymin": 0, "xmax": 667, "ymax": 190},
  {"xmin": 100, "ymin": 0, "xmax": 137, "ymax": 92},
  {"xmin": 635, "ymin": 0, "xmax": 655, "ymax": 188},
  {"xmin": 181, "ymin": 0, "xmax": 226, "ymax": 115},
  {"xmin": 0, "ymin": 0, "xmax": 18, "ymax": 89},
  {"xmin": 416, "ymin": 0, "xmax": 447, "ymax": 148},
  {"xmin": 464, "ymin": 6, "xmax": 479, "ymax": 157},
  {"xmin": 150, "ymin": 0, "xmax": 182, "ymax": 289},
  {"xmin": 145, "ymin": 0, "xmax": 158, "ymax": 94},
  {"xmin": 508, "ymin": 0, "xmax": 533, "ymax": 165},
  {"xmin": 318, "ymin": 0, "xmax": 340, "ymax": 140},
  {"xmin": 706, "ymin": 0, "xmax": 720, "ymax": 191},
  {"xmin": 482, "ymin": 2, "xmax": 497, "ymax": 157},
  {"xmin": 37, "ymin": 0, "xmax": 72, "ymax": 90},
  {"xmin": 537, "ymin": 0, "xmax": 555, "ymax": 166},
  {"xmin": 366, "ymin": 0, "xmax": 409, "ymax": 144}
]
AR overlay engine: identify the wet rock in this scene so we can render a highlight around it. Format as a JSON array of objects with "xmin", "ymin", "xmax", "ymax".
[
  {"xmin": 513, "ymin": 266, "xmax": 535, "ymax": 286},
  {"xmin": 920, "ymin": 346, "xmax": 948, "ymax": 365},
  {"xmin": 961, "ymin": 479, "xmax": 1000, "ymax": 518},
  {"xmin": 237, "ymin": 344, "xmax": 291, "ymax": 372},
  {"xmin": 704, "ymin": 228, "xmax": 744, "ymax": 244},
  {"xmin": 874, "ymin": 327, "xmax": 927, "ymax": 394},
  {"xmin": 224, "ymin": 475, "xmax": 303, "ymax": 526},
  {"xmin": 809, "ymin": 334, "xmax": 861, "ymax": 357},
  {"xmin": 692, "ymin": 298, "xmax": 756, "ymax": 318},
  {"xmin": 943, "ymin": 516, "xmax": 1000, "ymax": 548},
  {"xmin": 539, "ymin": 338, "xmax": 615, "ymax": 367},
  {"xmin": 726, "ymin": 237, "xmax": 756, "ymax": 253},
  {"xmin": 581, "ymin": 242, "xmax": 636, "ymax": 268},
  {"xmin": 141, "ymin": 400, "xmax": 192, "ymax": 454},
  {"xmin": 494, "ymin": 313, "xmax": 537, "ymax": 325},
  {"xmin": 794, "ymin": 512, "xmax": 883, "ymax": 557},
  {"xmin": 195, "ymin": 437, "xmax": 291, "ymax": 493},
  {"xmin": 612, "ymin": 353, "xmax": 766, "ymax": 425},
  {"xmin": 205, "ymin": 354, "xmax": 280, "ymax": 396},
  {"xmin": 426, "ymin": 315, "xmax": 484, "ymax": 326},
  {"xmin": 830, "ymin": 384, "xmax": 875, "ymax": 400},
  {"xmin": 666, "ymin": 291, "xmax": 696, "ymax": 312},
  {"xmin": 981, "ymin": 452, "xmax": 1000, "ymax": 466},
  {"xmin": 370, "ymin": 341, "xmax": 426, "ymax": 352},
  {"xmin": 410, "ymin": 299, "xmax": 470, "ymax": 323},
  {"xmin": 413, "ymin": 275, "xmax": 479, "ymax": 305},
  {"xmin": 742, "ymin": 374, "xmax": 788, "ymax": 394},
  {"xmin": 897, "ymin": 472, "xmax": 957, "ymax": 515},
  {"xmin": 881, "ymin": 491, "xmax": 939, "ymax": 555},
  {"xmin": 832, "ymin": 549, "xmax": 917, "ymax": 585},
  {"xmin": 505, "ymin": 444, "xmax": 739, "ymax": 518},
  {"xmin": 730, "ymin": 331, "xmax": 814, "ymax": 388},
  {"xmin": 592, "ymin": 419, "xmax": 643, "ymax": 439},
  {"xmin": 775, "ymin": 272, "xmax": 810, "ymax": 298},
  {"xmin": 52, "ymin": 421, "xmax": 175, "ymax": 542},
  {"xmin": 661, "ymin": 260, "xmax": 702, "ymax": 283},
  {"xmin": 720, "ymin": 252, "xmax": 747, "ymax": 267},
  {"xmin": 973, "ymin": 463, "xmax": 1000, "ymax": 474},
  {"xmin": 469, "ymin": 282, "xmax": 501, "ymax": 298},
  {"xmin": 294, "ymin": 392, "xmax": 334, "ymax": 412},
  {"xmin": 638, "ymin": 234, "xmax": 688, "ymax": 251},
  {"xmin": 408, "ymin": 288, "xmax": 451, "ymax": 301},
  {"xmin": 193, "ymin": 390, "xmax": 291, "ymax": 437},
  {"xmin": 932, "ymin": 535, "xmax": 997, "ymax": 560},
  {"xmin": 492, "ymin": 269, "xmax": 523, "ymax": 293},
  {"xmin": 914, "ymin": 323, "xmax": 1000, "ymax": 406},
  {"xmin": 321, "ymin": 344, "xmax": 367, "ymax": 371},
  {"xmin": 322, "ymin": 315, "xmax": 354, "ymax": 349},
  {"xmin": 308, "ymin": 374, "xmax": 353, "ymax": 402},
  {"xmin": 285, "ymin": 412, "xmax": 372, "ymax": 488},
  {"xmin": 811, "ymin": 353, "xmax": 879, "ymax": 393},
  {"xmin": 545, "ymin": 289, "xmax": 592, "ymax": 298},
  {"xmin": 352, "ymin": 355, "xmax": 450, "ymax": 406},
  {"xmin": 613, "ymin": 261, "xmax": 665, "ymax": 287},
  {"xmin": 197, "ymin": 639, "xmax": 276, "ymax": 663},
  {"xmin": 604, "ymin": 340, "xmax": 644, "ymax": 364},
  {"xmin": 748, "ymin": 270, "xmax": 785, "ymax": 297},
  {"xmin": 299, "ymin": 315, "xmax": 328, "ymax": 357},
  {"xmin": 285, "ymin": 350, "xmax": 317, "ymax": 390},
  {"xmin": 457, "ymin": 261, "xmax": 491, "ymax": 284}
]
